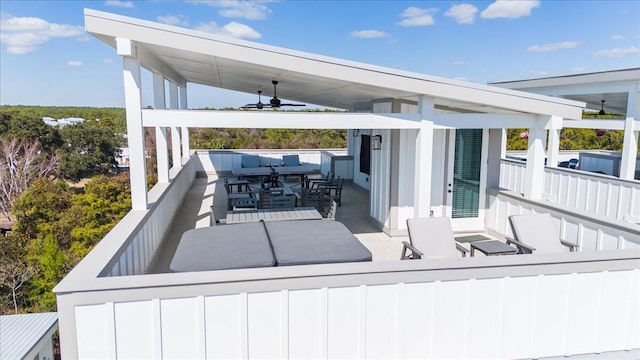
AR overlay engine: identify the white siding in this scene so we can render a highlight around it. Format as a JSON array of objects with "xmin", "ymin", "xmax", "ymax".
[{"xmin": 70, "ymin": 268, "xmax": 640, "ymax": 359}]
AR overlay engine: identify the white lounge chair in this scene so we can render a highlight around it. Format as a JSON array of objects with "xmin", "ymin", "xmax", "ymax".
[
  {"xmin": 402, "ymin": 217, "xmax": 468, "ymax": 259},
  {"xmin": 507, "ymin": 213, "xmax": 578, "ymax": 254}
]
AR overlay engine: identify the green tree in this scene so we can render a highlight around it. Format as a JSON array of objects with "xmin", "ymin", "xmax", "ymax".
[
  {"xmin": 11, "ymin": 179, "xmax": 73, "ymax": 312},
  {"xmin": 65, "ymin": 174, "xmax": 131, "ymax": 262},
  {"xmin": 58, "ymin": 121, "xmax": 123, "ymax": 181}
]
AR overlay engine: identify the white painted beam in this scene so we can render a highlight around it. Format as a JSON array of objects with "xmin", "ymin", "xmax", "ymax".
[
  {"xmin": 122, "ymin": 55, "xmax": 148, "ymax": 210},
  {"xmin": 433, "ymin": 113, "xmax": 538, "ymax": 129},
  {"xmin": 142, "ymin": 110, "xmax": 423, "ymax": 129},
  {"xmin": 563, "ymin": 118, "xmax": 627, "ymax": 130},
  {"xmin": 153, "ymin": 72, "xmax": 169, "ymax": 183}
]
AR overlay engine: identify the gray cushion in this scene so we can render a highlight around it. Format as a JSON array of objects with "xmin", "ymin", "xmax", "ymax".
[
  {"xmin": 406, "ymin": 217, "xmax": 458, "ymax": 258},
  {"xmin": 241, "ymin": 154, "xmax": 260, "ymax": 168},
  {"xmin": 509, "ymin": 213, "xmax": 564, "ymax": 253},
  {"xmin": 282, "ymin": 155, "xmax": 300, "ymax": 166},
  {"xmin": 170, "ymin": 223, "xmax": 275, "ymax": 272},
  {"xmin": 265, "ymin": 220, "xmax": 372, "ymax": 266}
]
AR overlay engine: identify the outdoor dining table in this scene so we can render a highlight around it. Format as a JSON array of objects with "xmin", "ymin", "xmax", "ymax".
[
  {"xmin": 232, "ymin": 165, "xmax": 317, "ymax": 187},
  {"xmin": 232, "ymin": 165, "xmax": 316, "ymax": 177},
  {"xmin": 226, "ymin": 207, "xmax": 322, "ymax": 224},
  {"xmin": 169, "ymin": 220, "xmax": 372, "ymax": 272}
]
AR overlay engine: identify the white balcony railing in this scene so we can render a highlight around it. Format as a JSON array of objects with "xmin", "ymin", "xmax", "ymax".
[
  {"xmin": 500, "ymin": 159, "xmax": 640, "ymax": 225},
  {"xmin": 56, "ymin": 248, "xmax": 640, "ymax": 359},
  {"xmin": 54, "ymin": 152, "xmax": 640, "ymax": 359}
]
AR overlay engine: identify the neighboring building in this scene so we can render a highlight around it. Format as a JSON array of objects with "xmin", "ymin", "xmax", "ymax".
[
  {"xmin": 0, "ymin": 312, "xmax": 58, "ymax": 360},
  {"xmin": 41, "ymin": 117, "xmax": 85, "ymax": 127}
]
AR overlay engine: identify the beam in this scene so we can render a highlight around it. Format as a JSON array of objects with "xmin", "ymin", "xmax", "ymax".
[
  {"xmin": 179, "ymin": 85, "xmax": 190, "ymax": 162},
  {"xmin": 523, "ymin": 119, "xmax": 548, "ymax": 199},
  {"xmin": 169, "ymin": 82, "xmax": 181, "ymax": 169},
  {"xmin": 142, "ymin": 110, "xmax": 423, "ymax": 129}
]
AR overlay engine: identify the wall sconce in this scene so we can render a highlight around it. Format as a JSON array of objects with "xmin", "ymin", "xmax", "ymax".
[
  {"xmin": 352, "ymin": 129, "xmax": 360, "ymax": 137},
  {"xmin": 372, "ymin": 134, "xmax": 382, "ymax": 150}
]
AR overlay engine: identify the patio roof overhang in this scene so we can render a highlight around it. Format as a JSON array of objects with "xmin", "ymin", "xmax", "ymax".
[
  {"xmin": 491, "ymin": 68, "xmax": 640, "ymax": 116},
  {"xmin": 85, "ymin": 9, "xmax": 584, "ymax": 120}
]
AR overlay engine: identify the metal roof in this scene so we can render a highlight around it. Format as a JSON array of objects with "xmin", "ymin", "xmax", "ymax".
[
  {"xmin": 0, "ymin": 312, "xmax": 58, "ymax": 359},
  {"xmin": 84, "ymin": 9, "xmax": 584, "ymax": 120}
]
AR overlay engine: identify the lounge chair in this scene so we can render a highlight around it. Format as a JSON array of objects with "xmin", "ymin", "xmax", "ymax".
[
  {"xmin": 506, "ymin": 213, "xmax": 578, "ymax": 254},
  {"xmin": 402, "ymin": 217, "xmax": 468, "ymax": 259}
]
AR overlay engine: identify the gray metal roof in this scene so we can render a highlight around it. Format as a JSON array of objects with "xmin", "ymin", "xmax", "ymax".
[{"xmin": 0, "ymin": 312, "xmax": 58, "ymax": 359}]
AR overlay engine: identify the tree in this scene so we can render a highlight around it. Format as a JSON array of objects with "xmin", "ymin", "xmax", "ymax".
[
  {"xmin": 58, "ymin": 122, "xmax": 122, "ymax": 181},
  {"xmin": 0, "ymin": 235, "xmax": 37, "ymax": 314},
  {"xmin": 0, "ymin": 137, "xmax": 59, "ymax": 221}
]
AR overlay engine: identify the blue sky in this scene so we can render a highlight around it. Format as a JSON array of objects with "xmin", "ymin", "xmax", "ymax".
[{"xmin": 1, "ymin": 0, "xmax": 638, "ymax": 109}]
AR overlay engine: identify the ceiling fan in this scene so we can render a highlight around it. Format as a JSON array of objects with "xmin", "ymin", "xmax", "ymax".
[{"xmin": 242, "ymin": 80, "xmax": 305, "ymax": 109}]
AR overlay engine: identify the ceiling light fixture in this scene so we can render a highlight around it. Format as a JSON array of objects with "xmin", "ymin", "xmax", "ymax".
[{"xmin": 599, "ymin": 100, "xmax": 605, "ymax": 116}]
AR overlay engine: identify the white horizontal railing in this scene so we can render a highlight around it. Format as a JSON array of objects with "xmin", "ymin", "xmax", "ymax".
[
  {"xmin": 103, "ymin": 157, "xmax": 196, "ymax": 276},
  {"xmin": 500, "ymin": 159, "xmax": 640, "ymax": 225},
  {"xmin": 500, "ymin": 158, "xmax": 527, "ymax": 194},
  {"xmin": 194, "ymin": 149, "xmax": 334, "ymax": 174},
  {"xmin": 55, "ymin": 250, "xmax": 640, "ymax": 359},
  {"xmin": 486, "ymin": 188, "xmax": 640, "ymax": 251}
]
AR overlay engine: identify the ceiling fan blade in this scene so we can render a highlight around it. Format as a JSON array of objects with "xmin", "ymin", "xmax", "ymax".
[{"xmin": 280, "ymin": 103, "xmax": 306, "ymax": 107}]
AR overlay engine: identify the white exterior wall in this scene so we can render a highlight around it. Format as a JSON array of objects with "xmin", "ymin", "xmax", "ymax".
[
  {"xmin": 69, "ymin": 266, "xmax": 639, "ymax": 359},
  {"xmin": 370, "ymin": 128, "xmax": 392, "ymax": 229},
  {"xmin": 352, "ymin": 129, "xmax": 371, "ymax": 191}
]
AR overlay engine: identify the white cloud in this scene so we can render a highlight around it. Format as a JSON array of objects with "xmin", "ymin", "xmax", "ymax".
[
  {"xmin": 527, "ymin": 41, "xmax": 580, "ymax": 52},
  {"xmin": 103, "ymin": 58, "xmax": 114, "ymax": 64},
  {"xmin": 445, "ymin": 4, "xmax": 478, "ymax": 24},
  {"xmin": 196, "ymin": 21, "xmax": 261, "ymax": 39},
  {"xmin": 187, "ymin": 0, "xmax": 272, "ymax": 20},
  {"xmin": 158, "ymin": 15, "xmax": 189, "ymax": 27},
  {"xmin": 350, "ymin": 30, "xmax": 390, "ymax": 39},
  {"xmin": 594, "ymin": 46, "xmax": 640, "ymax": 58},
  {"xmin": 481, "ymin": 0, "xmax": 540, "ymax": 19},
  {"xmin": 67, "ymin": 60, "xmax": 83, "ymax": 67},
  {"xmin": 0, "ymin": 15, "xmax": 84, "ymax": 54},
  {"xmin": 105, "ymin": 0, "xmax": 134, "ymax": 8},
  {"xmin": 398, "ymin": 7, "xmax": 437, "ymax": 27},
  {"xmin": 610, "ymin": 35, "xmax": 624, "ymax": 41}
]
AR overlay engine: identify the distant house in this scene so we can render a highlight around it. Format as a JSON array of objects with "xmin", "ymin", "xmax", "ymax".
[
  {"xmin": 0, "ymin": 312, "xmax": 58, "ymax": 360},
  {"xmin": 41, "ymin": 117, "xmax": 85, "ymax": 127}
]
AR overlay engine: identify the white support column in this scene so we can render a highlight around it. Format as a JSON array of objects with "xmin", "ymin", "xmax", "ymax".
[
  {"xmin": 500, "ymin": 128, "xmax": 507, "ymax": 159},
  {"xmin": 414, "ymin": 96, "xmax": 434, "ymax": 217},
  {"xmin": 523, "ymin": 118, "xmax": 547, "ymax": 199},
  {"xmin": 118, "ymin": 38, "xmax": 148, "ymax": 210},
  {"xmin": 169, "ymin": 81, "xmax": 181, "ymax": 169},
  {"xmin": 620, "ymin": 88, "xmax": 639, "ymax": 180},
  {"xmin": 179, "ymin": 85, "xmax": 190, "ymax": 163},
  {"xmin": 153, "ymin": 73, "xmax": 169, "ymax": 183},
  {"xmin": 546, "ymin": 116, "xmax": 563, "ymax": 168}
]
